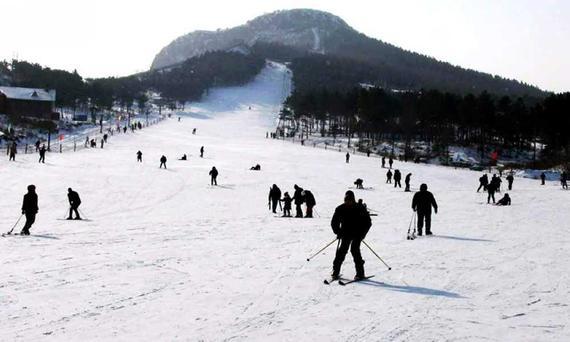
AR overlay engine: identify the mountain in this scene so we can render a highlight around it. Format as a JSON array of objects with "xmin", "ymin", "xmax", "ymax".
[{"xmin": 153, "ymin": 9, "xmax": 545, "ymax": 97}]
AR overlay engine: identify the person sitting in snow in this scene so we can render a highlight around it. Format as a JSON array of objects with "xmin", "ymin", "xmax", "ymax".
[
  {"xmin": 250, "ymin": 164, "xmax": 261, "ymax": 170},
  {"xmin": 179, "ymin": 154, "xmax": 187, "ymax": 160},
  {"xmin": 496, "ymin": 193, "xmax": 511, "ymax": 206}
]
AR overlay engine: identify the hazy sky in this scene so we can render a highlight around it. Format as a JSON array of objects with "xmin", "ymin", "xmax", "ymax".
[{"xmin": 1, "ymin": 0, "xmax": 569, "ymax": 92}]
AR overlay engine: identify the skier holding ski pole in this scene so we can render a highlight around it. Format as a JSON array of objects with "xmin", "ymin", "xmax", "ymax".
[
  {"xmin": 362, "ymin": 240, "xmax": 392, "ymax": 270},
  {"xmin": 3, "ymin": 214, "xmax": 24, "ymax": 236},
  {"xmin": 306, "ymin": 238, "xmax": 338, "ymax": 262}
]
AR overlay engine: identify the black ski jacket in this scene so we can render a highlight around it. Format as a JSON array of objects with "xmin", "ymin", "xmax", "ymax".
[
  {"xmin": 331, "ymin": 203, "xmax": 371, "ymax": 239},
  {"xmin": 411, "ymin": 190, "xmax": 438, "ymax": 214},
  {"xmin": 22, "ymin": 192, "xmax": 38, "ymax": 214},
  {"xmin": 68, "ymin": 191, "xmax": 81, "ymax": 206}
]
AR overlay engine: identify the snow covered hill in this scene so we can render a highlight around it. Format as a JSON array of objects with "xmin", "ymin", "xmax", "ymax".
[{"xmin": 1, "ymin": 62, "xmax": 568, "ymax": 341}]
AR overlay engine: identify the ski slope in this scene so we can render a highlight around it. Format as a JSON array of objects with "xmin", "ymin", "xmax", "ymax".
[{"xmin": 1, "ymin": 62, "xmax": 569, "ymax": 341}]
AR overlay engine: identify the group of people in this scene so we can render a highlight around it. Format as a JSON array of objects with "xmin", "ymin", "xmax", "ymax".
[
  {"xmin": 268, "ymin": 184, "xmax": 316, "ymax": 218},
  {"xmin": 477, "ymin": 173, "xmax": 512, "ymax": 205},
  {"xmin": 16, "ymin": 186, "xmax": 82, "ymax": 236}
]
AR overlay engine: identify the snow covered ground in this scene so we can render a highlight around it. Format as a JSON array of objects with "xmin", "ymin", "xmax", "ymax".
[{"xmin": 1, "ymin": 62, "xmax": 569, "ymax": 341}]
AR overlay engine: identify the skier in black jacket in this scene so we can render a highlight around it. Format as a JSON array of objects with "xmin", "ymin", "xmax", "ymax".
[
  {"xmin": 292, "ymin": 184, "xmax": 304, "ymax": 217},
  {"xmin": 393, "ymin": 169, "xmax": 402, "ymax": 188},
  {"xmin": 540, "ymin": 172, "xmax": 546, "ymax": 185},
  {"xmin": 386, "ymin": 170, "xmax": 393, "ymax": 184},
  {"xmin": 159, "ymin": 155, "xmax": 167, "ymax": 169},
  {"xmin": 303, "ymin": 190, "xmax": 316, "ymax": 218},
  {"xmin": 21, "ymin": 185, "xmax": 39, "ymax": 235},
  {"xmin": 496, "ymin": 193, "xmax": 511, "ymax": 206},
  {"xmin": 268, "ymin": 184, "xmax": 282, "ymax": 214},
  {"xmin": 404, "ymin": 173, "xmax": 412, "ymax": 192},
  {"xmin": 506, "ymin": 174, "xmax": 514, "ymax": 190},
  {"xmin": 411, "ymin": 183, "xmax": 438, "ymax": 236},
  {"xmin": 67, "ymin": 188, "xmax": 82, "ymax": 220},
  {"xmin": 331, "ymin": 191, "xmax": 372, "ymax": 280},
  {"xmin": 477, "ymin": 174, "xmax": 489, "ymax": 192},
  {"xmin": 209, "ymin": 167, "xmax": 218, "ymax": 185}
]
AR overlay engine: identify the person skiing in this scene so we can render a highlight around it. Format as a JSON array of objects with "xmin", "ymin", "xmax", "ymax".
[
  {"xmin": 67, "ymin": 188, "xmax": 82, "ymax": 220},
  {"xmin": 561, "ymin": 171, "xmax": 568, "ymax": 189},
  {"xmin": 268, "ymin": 184, "xmax": 282, "ymax": 214},
  {"xmin": 381, "ymin": 156, "xmax": 386, "ymax": 168},
  {"xmin": 9, "ymin": 142, "xmax": 17, "ymax": 161},
  {"xmin": 540, "ymin": 172, "xmax": 546, "ymax": 185},
  {"xmin": 293, "ymin": 184, "xmax": 305, "ymax": 218},
  {"xmin": 200, "ymin": 146, "xmax": 204, "ymax": 158},
  {"xmin": 346, "ymin": 152, "xmax": 350, "ymax": 163},
  {"xmin": 137, "ymin": 151, "xmax": 143, "ymax": 162},
  {"xmin": 38, "ymin": 144, "xmax": 46, "ymax": 163},
  {"xmin": 20, "ymin": 185, "xmax": 38, "ymax": 235},
  {"xmin": 496, "ymin": 193, "xmax": 511, "ymax": 206},
  {"xmin": 411, "ymin": 183, "xmax": 438, "ymax": 236},
  {"xmin": 209, "ymin": 166, "xmax": 218, "ymax": 185},
  {"xmin": 192, "ymin": 128, "xmax": 196, "ymax": 135},
  {"xmin": 506, "ymin": 173, "xmax": 514, "ymax": 191},
  {"xmin": 280, "ymin": 192, "xmax": 292, "ymax": 217},
  {"xmin": 393, "ymin": 169, "xmax": 402, "ymax": 188},
  {"xmin": 477, "ymin": 174, "xmax": 489, "ymax": 192},
  {"xmin": 404, "ymin": 173, "xmax": 412, "ymax": 192},
  {"xmin": 354, "ymin": 178, "xmax": 364, "ymax": 189},
  {"xmin": 303, "ymin": 190, "xmax": 316, "ymax": 218},
  {"xmin": 487, "ymin": 179, "xmax": 497, "ymax": 204},
  {"xmin": 159, "ymin": 155, "xmax": 167, "ymax": 169},
  {"xmin": 331, "ymin": 190, "xmax": 372, "ymax": 280},
  {"xmin": 386, "ymin": 169, "xmax": 393, "ymax": 184},
  {"xmin": 388, "ymin": 156, "xmax": 394, "ymax": 169}
]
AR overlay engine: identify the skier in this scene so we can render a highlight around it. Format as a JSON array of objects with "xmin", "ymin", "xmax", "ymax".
[
  {"xmin": 67, "ymin": 188, "xmax": 82, "ymax": 220},
  {"xmin": 159, "ymin": 155, "xmax": 167, "ymax": 169},
  {"xmin": 293, "ymin": 184, "xmax": 304, "ymax": 218},
  {"xmin": 487, "ymin": 179, "xmax": 497, "ymax": 204},
  {"xmin": 381, "ymin": 156, "xmax": 386, "ymax": 168},
  {"xmin": 490, "ymin": 174, "xmax": 502, "ymax": 193},
  {"xmin": 496, "ymin": 193, "xmax": 511, "ymax": 206},
  {"xmin": 103, "ymin": 134, "xmax": 108, "ymax": 143},
  {"xmin": 330, "ymin": 190, "xmax": 372, "ymax": 280},
  {"xmin": 200, "ymin": 146, "xmax": 204, "ymax": 158},
  {"xmin": 354, "ymin": 178, "xmax": 364, "ymax": 189},
  {"xmin": 209, "ymin": 166, "xmax": 218, "ymax": 185},
  {"xmin": 137, "ymin": 150, "xmax": 143, "ymax": 162},
  {"xmin": 84, "ymin": 136, "xmax": 89, "ymax": 147},
  {"xmin": 280, "ymin": 192, "xmax": 292, "ymax": 217},
  {"xmin": 9, "ymin": 142, "xmax": 17, "ymax": 161},
  {"xmin": 388, "ymin": 156, "xmax": 394, "ymax": 169},
  {"xmin": 100, "ymin": 138, "xmax": 104, "ymax": 149},
  {"xmin": 386, "ymin": 169, "xmax": 393, "ymax": 184},
  {"xmin": 540, "ymin": 172, "xmax": 546, "ymax": 185},
  {"xmin": 506, "ymin": 173, "xmax": 514, "ymax": 191},
  {"xmin": 346, "ymin": 152, "xmax": 350, "ymax": 163},
  {"xmin": 192, "ymin": 128, "xmax": 196, "ymax": 135},
  {"xmin": 38, "ymin": 144, "xmax": 46, "ymax": 163},
  {"xmin": 35, "ymin": 139, "xmax": 41, "ymax": 152},
  {"xmin": 393, "ymin": 169, "xmax": 402, "ymax": 188},
  {"xmin": 411, "ymin": 183, "xmax": 438, "ymax": 236},
  {"xmin": 404, "ymin": 173, "xmax": 412, "ymax": 192},
  {"xmin": 179, "ymin": 154, "xmax": 187, "ymax": 161},
  {"xmin": 477, "ymin": 174, "xmax": 489, "ymax": 192},
  {"xmin": 367, "ymin": 149, "xmax": 371, "ymax": 157},
  {"xmin": 303, "ymin": 190, "xmax": 316, "ymax": 218},
  {"xmin": 20, "ymin": 185, "xmax": 38, "ymax": 235},
  {"xmin": 561, "ymin": 172, "xmax": 568, "ymax": 189},
  {"xmin": 268, "ymin": 184, "xmax": 282, "ymax": 214}
]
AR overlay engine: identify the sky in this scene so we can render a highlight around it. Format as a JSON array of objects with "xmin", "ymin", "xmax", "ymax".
[{"xmin": 1, "ymin": 0, "xmax": 569, "ymax": 93}]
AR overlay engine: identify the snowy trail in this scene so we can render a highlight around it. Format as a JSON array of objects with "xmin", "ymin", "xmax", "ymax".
[{"xmin": 1, "ymin": 62, "xmax": 569, "ymax": 341}]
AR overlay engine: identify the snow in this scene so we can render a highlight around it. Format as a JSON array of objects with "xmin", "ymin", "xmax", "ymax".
[{"xmin": 1, "ymin": 62, "xmax": 569, "ymax": 341}]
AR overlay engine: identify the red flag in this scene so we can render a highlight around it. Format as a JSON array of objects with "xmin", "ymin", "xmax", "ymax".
[{"xmin": 59, "ymin": 134, "xmax": 64, "ymax": 141}]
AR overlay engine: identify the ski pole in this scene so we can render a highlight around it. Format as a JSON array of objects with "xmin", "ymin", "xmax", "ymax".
[
  {"xmin": 78, "ymin": 208, "xmax": 88, "ymax": 220},
  {"xmin": 306, "ymin": 238, "xmax": 338, "ymax": 261},
  {"xmin": 362, "ymin": 240, "xmax": 392, "ymax": 270},
  {"xmin": 6, "ymin": 214, "xmax": 24, "ymax": 235}
]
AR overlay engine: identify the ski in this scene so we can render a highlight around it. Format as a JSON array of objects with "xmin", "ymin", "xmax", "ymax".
[
  {"xmin": 323, "ymin": 275, "xmax": 344, "ymax": 285},
  {"xmin": 338, "ymin": 275, "xmax": 375, "ymax": 286}
]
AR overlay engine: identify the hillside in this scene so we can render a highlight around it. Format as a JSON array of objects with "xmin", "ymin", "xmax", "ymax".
[{"xmin": 151, "ymin": 9, "xmax": 546, "ymax": 97}]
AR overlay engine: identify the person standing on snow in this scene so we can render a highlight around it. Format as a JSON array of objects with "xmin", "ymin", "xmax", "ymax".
[
  {"xmin": 411, "ymin": 183, "xmax": 438, "ymax": 236},
  {"xmin": 477, "ymin": 174, "xmax": 489, "ymax": 192},
  {"xmin": 303, "ymin": 190, "xmax": 316, "ymax": 218},
  {"xmin": 292, "ymin": 184, "xmax": 305, "ymax": 218},
  {"xmin": 200, "ymin": 146, "xmax": 204, "ymax": 158},
  {"xmin": 561, "ymin": 172, "xmax": 568, "ymax": 189},
  {"xmin": 209, "ymin": 166, "xmax": 218, "ymax": 185},
  {"xmin": 388, "ymin": 156, "xmax": 394, "ymax": 169},
  {"xmin": 487, "ymin": 179, "xmax": 497, "ymax": 204},
  {"xmin": 386, "ymin": 169, "xmax": 393, "ymax": 184},
  {"xmin": 404, "ymin": 173, "xmax": 412, "ymax": 192},
  {"xmin": 137, "ymin": 151, "xmax": 143, "ymax": 162},
  {"xmin": 9, "ymin": 142, "xmax": 17, "ymax": 161},
  {"xmin": 540, "ymin": 172, "xmax": 546, "ymax": 185},
  {"xmin": 330, "ymin": 190, "xmax": 372, "ymax": 280},
  {"xmin": 506, "ymin": 173, "xmax": 514, "ymax": 191},
  {"xmin": 20, "ymin": 185, "xmax": 39, "ymax": 235},
  {"xmin": 280, "ymin": 192, "xmax": 293, "ymax": 217},
  {"xmin": 38, "ymin": 144, "xmax": 46, "ymax": 163},
  {"xmin": 159, "ymin": 155, "xmax": 167, "ymax": 169},
  {"xmin": 345, "ymin": 152, "xmax": 350, "ymax": 163},
  {"xmin": 268, "ymin": 184, "xmax": 282, "ymax": 214},
  {"xmin": 67, "ymin": 188, "xmax": 82, "ymax": 220},
  {"xmin": 381, "ymin": 156, "xmax": 386, "ymax": 168},
  {"xmin": 393, "ymin": 169, "xmax": 402, "ymax": 188}
]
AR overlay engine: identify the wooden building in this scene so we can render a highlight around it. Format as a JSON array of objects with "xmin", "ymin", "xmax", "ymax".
[{"xmin": 0, "ymin": 86, "xmax": 59, "ymax": 120}]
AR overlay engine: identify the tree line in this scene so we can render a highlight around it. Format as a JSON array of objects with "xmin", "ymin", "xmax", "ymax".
[{"xmin": 283, "ymin": 87, "xmax": 570, "ymax": 165}]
